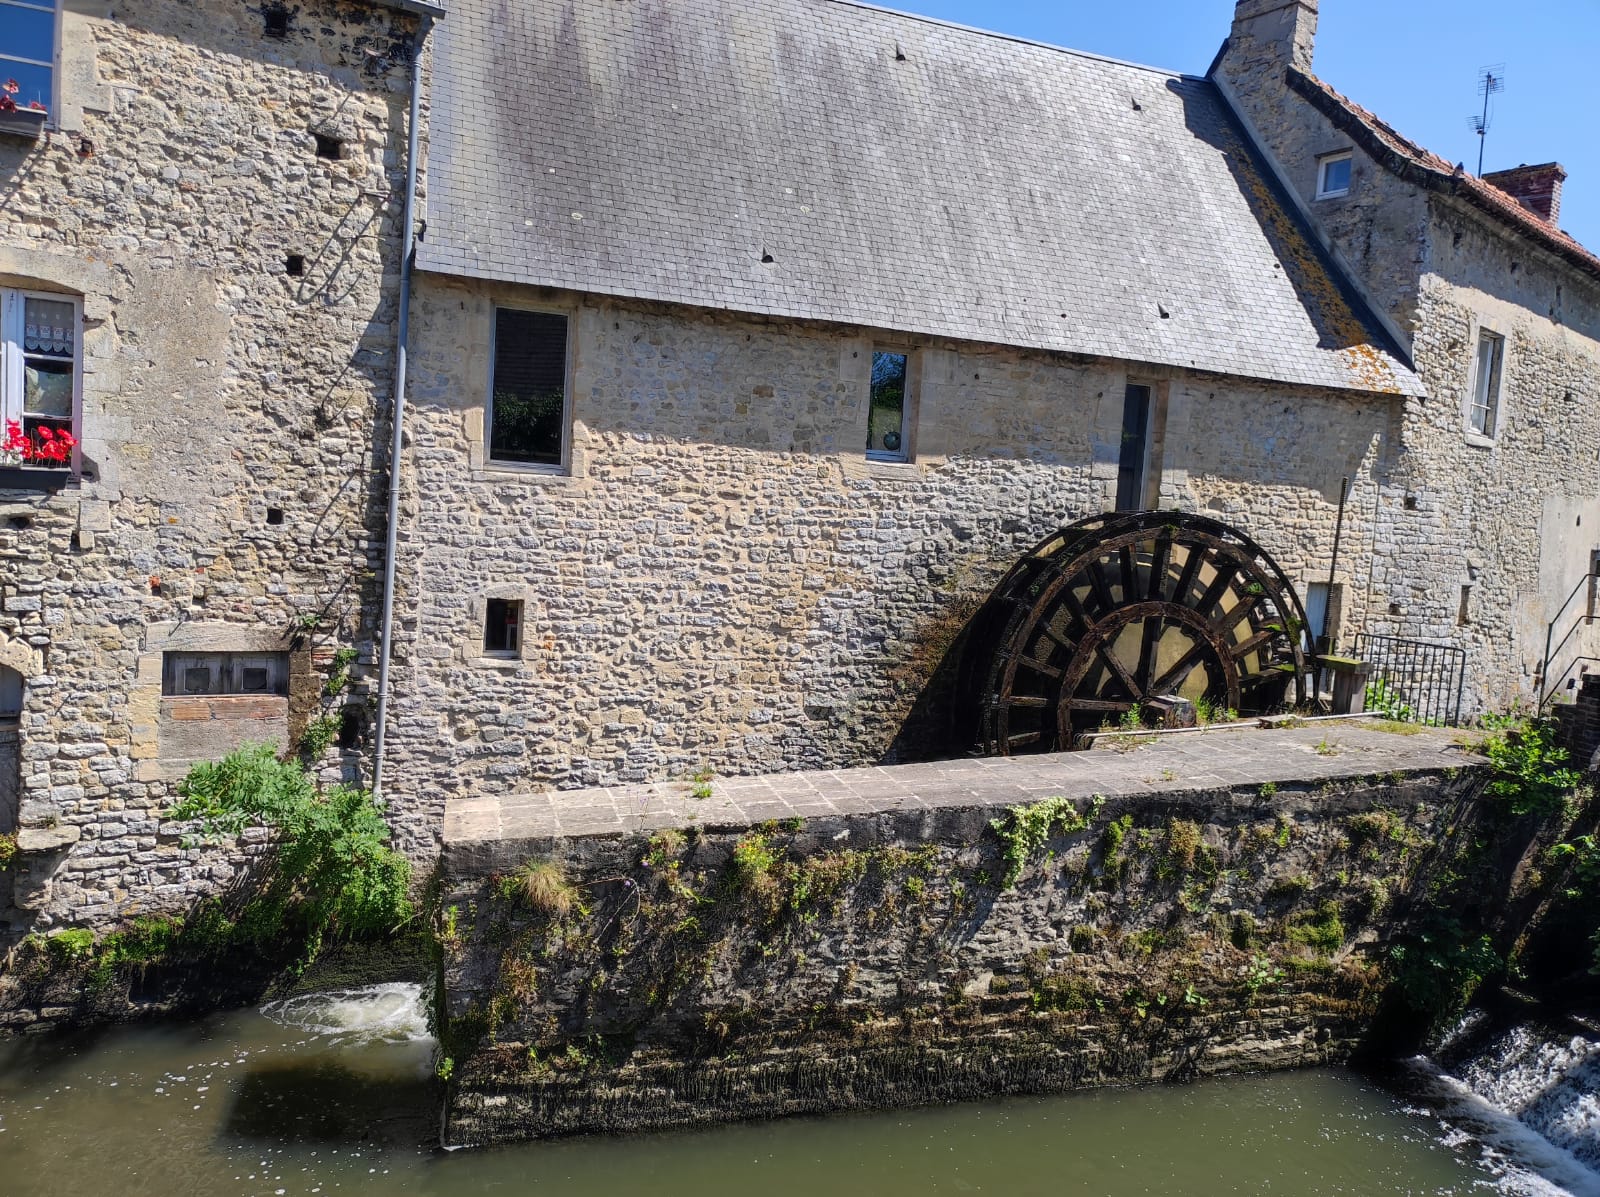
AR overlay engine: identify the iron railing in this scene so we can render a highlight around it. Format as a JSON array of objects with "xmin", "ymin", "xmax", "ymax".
[{"xmin": 1351, "ymin": 633, "xmax": 1467, "ymax": 727}]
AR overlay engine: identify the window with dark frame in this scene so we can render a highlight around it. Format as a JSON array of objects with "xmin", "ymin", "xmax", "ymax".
[
  {"xmin": 490, "ymin": 309, "xmax": 569, "ymax": 468},
  {"xmin": 1114, "ymin": 384, "xmax": 1152, "ymax": 512},
  {"xmin": 1470, "ymin": 330, "xmax": 1504, "ymax": 437},
  {"xmin": 484, "ymin": 598, "xmax": 523, "ymax": 656},
  {"xmin": 161, "ymin": 652, "xmax": 289, "ymax": 697},
  {"xmin": 0, "ymin": 0, "xmax": 57, "ymax": 118},
  {"xmin": 866, "ymin": 350, "xmax": 910, "ymax": 461}
]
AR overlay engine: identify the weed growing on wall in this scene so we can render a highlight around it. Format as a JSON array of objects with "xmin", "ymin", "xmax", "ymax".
[
  {"xmin": 0, "ymin": 832, "xmax": 15, "ymax": 870},
  {"xmin": 989, "ymin": 795, "xmax": 1103, "ymax": 887}
]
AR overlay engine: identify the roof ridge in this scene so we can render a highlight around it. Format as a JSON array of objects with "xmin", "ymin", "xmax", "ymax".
[{"xmin": 819, "ymin": 0, "xmax": 1192, "ymax": 80}]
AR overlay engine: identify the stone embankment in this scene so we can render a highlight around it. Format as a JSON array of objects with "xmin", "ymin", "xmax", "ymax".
[{"xmin": 438, "ymin": 720, "xmax": 1499, "ymax": 1145}]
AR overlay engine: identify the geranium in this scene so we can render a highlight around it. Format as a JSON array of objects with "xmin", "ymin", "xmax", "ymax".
[
  {"xmin": 0, "ymin": 80, "xmax": 43, "ymax": 117},
  {"xmin": 3, "ymin": 419, "xmax": 75, "ymax": 467}
]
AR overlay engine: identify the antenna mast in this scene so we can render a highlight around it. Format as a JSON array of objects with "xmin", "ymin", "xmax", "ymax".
[{"xmin": 1469, "ymin": 64, "xmax": 1505, "ymax": 176}]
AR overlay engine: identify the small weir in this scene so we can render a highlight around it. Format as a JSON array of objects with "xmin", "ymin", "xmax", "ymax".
[{"xmin": 0, "ymin": 982, "xmax": 1593, "ymax": 1196}]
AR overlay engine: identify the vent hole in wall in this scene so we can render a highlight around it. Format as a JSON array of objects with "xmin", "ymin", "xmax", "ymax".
[
  {"xmin": 286, "ymin": 255, "xmax": 305, "ymax": 277},
  {"xmin": 314, "ymin": 133, "xmax": 342, "ymax": 161},
  {"xmin": 264, "ymin": 6, "xmax": 289, "ymax": 38},
  {"xmin": 266, "ymin": 507, "xmax": 285, "ymax": 526}
]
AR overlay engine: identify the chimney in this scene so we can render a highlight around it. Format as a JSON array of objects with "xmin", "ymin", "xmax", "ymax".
[
  {"xmin": 1482, "ymin": 162, "xmax": 1567, "ymax": 226},
  {"xmin": 1219, "ymin": 0, "xmax": 1320, "ymax": 89}
]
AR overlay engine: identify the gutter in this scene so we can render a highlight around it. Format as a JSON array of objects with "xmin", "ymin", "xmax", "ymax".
[{"xmin": 371, "ymin": 9, "xmax": 436, "ymax": 802}]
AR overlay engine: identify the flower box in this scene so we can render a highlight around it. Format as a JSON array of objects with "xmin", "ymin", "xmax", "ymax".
[
  {"xmin": 0, "ymin": 466, "xmax": 72, "ymax": 492},
  {"xmin": 0, "ymin": 106, "xmax": 48, "ymax": 141}
]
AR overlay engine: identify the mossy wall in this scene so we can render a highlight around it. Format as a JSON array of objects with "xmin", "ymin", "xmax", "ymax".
[{"xmin": 439, "ymin": 766, "xmax": 1499, "ymax": 1145}]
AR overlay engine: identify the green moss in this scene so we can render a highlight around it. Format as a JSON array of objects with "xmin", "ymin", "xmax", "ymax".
[{"xmin": 1286, "ymin": 900, "xmax": 1346, "ymax": 955}]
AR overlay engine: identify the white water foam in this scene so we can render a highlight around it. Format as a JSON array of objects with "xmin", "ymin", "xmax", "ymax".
[
  {"xmin": 1402, "ymin": 1056, "xmax": 1600, "ymax": 1197},
  {"xmin": 1456, "ymin": 1026, "xmax": 1600, "ymax": 1173},
  {"xmin": 259, "ymin": 982, "xmax": 432, "ymax": 1045}
]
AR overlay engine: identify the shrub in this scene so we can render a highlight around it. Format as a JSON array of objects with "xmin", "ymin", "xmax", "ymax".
[
  {"xmin": 1481, "ymin": 713, "xmax": 1582, "ymax": 817},
  {"xmin": 728, "ymin": 833, "xmax": 777, "ymax": 890},
  {"xmin": 990, "ymin": 795, "xmax": 1100, "ymax": 888},
  {"xmin": 0, "ymin": 832, "xmax": 15, "ymax": 869},
  {"xmin": 170, "ymin": 743, "xmax": 412, "ymax": 958}
]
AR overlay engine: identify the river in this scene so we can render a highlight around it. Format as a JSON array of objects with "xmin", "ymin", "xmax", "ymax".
[{"xmin": 0, "ymin": 984, "xmax": 1590, "ymax": 1196}]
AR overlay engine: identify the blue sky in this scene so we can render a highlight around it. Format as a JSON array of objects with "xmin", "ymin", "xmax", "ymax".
[{"xmin": 881, "ymin": 0, "xmax": 1600, "ymax": 253}]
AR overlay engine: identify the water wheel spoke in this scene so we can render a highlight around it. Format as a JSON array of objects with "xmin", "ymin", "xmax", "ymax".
[
  {"xmin": 1151, "ymin": 641, "xmax": 1207, "ymax": 695},
  {"xmin": 1118, "ymin": 546, "xmax": 1137, "ymax": 603},
  {"xmin": 1095, "ymin": 641, "xmax": 1141, "ymax": 700},
  {"xmin": 1229, "ymin": 628, "xmax": 1277, "ymax": 659},
  {"xmin": 1017, "ymin": 656, "xmax": 1063, "ymax": 680},
  {"xmin": 1006, "ymin": 695, "xmax": 1053, "ymax": 709},
  {"xmin": 1006, "ymin": 732, "xmax": 1044, "ymax": 749},
  {"xmin": 1172, "ymin": 543, "xmax": 1206, "ymax": 606},
  {"xmin": 1217, "ymin": 594, "xmax": 1264, "ymax": 630},
  {"xmin": 1035, "ymin": 621, "xmax": 1077, "ymax": 656},
  {"xmin": 1135, "ymin": 615, "xmax": 1163, "ymax": 694},
  {"xmin": 1195, "ymin": 563, "xmax": 1238, "ymax": 617},
  {"xmin": 1087, "ymin": 558, "xmax": 1118, "ymax": 615},
  {"xmin": 1063, "ymin": 698, "xmax": 1134, "ymax": 713},
  {"xmin": 1147, "ymin": 536, "xmax": 1172, "ymax": 602}
]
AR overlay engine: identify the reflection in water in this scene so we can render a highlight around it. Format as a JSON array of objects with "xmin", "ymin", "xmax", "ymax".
[{"xmin": 0, "ymin": 982, "xmax": 1585, "ymax": 1197}]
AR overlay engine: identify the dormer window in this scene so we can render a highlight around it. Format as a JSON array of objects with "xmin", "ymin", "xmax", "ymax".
[{"xmin": 1316, "ymin": 151, "xmax": 1353, "ymax": 199}]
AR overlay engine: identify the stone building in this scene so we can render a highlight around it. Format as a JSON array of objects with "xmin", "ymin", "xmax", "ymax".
[
  {"xmin": 1, "ymin": 0, "xmax": 1598, "ymax": 940},
  {"xmin": 0, "ymin": 0, "xmax": 440, "ymax": 935}
]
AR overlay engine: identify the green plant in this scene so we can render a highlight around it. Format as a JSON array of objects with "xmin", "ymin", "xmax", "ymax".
[
  {"xmin": 689, "ymin": 766, "xmax": 714, "ymax": 800},
  {"xmin": 1243, "ymin": 953, "xmax": 1284, "ymax": 997},
  {"xmin": 0, "ymin": 832, "xmax": 15, "ymax": 869},
  {"xmin": 44, "ymin": 928, "xmax": 95, "ymax": 962},
  {"xmin": 1162, "ymin": 818, "xmax": 1206, "ymax": 874},
  {"xmin": 170, "ymin": 742, "xmax": 412, "ymax": 962},
  {"xmin": 1100, "ymin": 813, "xmax": 1134, "ymax": 884},
  {"xmin": 299, "ymin": 713, "xmax": 342, "ymax": 759},
  {"xmin": 990, "ymin": 795, "xmax": 1101, "ymax": 888},
  {"xmin": 436, "ymin": 1056, "xmax": 455, "ymax": 1082},
  {"xmin": 292, "ymin": 612, "xmax": 323, "ymax": 633},
  {"xmin": 1287, "ymin": 900, "xmax": 1346, "ymax": 955},
  {"xmin": 323, "ymin": 646, "xmax": 359, "ymax": 696},
  {"xmin": 1388, "ymin": 913, "xmax": 1500, "ymax": 1020},
  {"xmin": 1365, "ymin": 678, "xmax": 1416, "ymax": 723},
  {"xmin": 1481, "ymin": 712, "xmax": 1582, "ymax": 816},
  {"xmin": 728, "ymin": 833, "xmax": 777, "ymax": 890},
  {"xmin": 1257, "ymin": 781, "xmax": 1278, "ymax": 799},
  {"xmin": 503, "ymin": 860, "xmax": 579, "ymax": 917},
  {"xmin": 1314, "ymin": 737, "xmax": 1338, "ymax": 756}
]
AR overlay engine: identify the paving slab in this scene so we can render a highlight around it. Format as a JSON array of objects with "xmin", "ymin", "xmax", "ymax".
[{"xmin": 442, "ymin": 719, "xmax": 1481, "ymax": 845}]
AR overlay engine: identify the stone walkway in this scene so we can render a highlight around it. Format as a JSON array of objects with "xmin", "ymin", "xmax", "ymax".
[{"xmin": 443, "ymin": 719, "xmax": 1480, "ymax": 845}]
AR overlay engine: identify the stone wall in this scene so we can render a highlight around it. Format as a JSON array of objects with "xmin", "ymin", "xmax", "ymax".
[
  {"xmin": 388, "ymin": 274, "xmax": 1395, "ymax": 823},
  {"xmin": 1218, "ymin": 6, "xmax": 1600, "ymax": 717},
  {"xmin": 0, "ymin": 0, "xmax": 426, "ymax": 933},
  {"xmin": 437, "ymin": 759, "xmax": 1490, "ymax": 1144}
]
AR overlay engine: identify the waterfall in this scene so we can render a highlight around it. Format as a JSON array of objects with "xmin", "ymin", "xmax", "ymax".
[
  {"xmin": 260, "ymin": 982, "xmax": 432, "ymax": 1046},
  {"xmin": 1401, "ymin": 1017, "xmax": 1600, "ymax": 1197}
]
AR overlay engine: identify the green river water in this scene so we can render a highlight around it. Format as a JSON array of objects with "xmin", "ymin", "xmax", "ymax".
[{"xmin": 0, "ymin": 984, "xmax": 1582, "ymax": 1196}]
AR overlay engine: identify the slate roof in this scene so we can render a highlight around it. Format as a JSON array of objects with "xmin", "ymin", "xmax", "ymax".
[
  {"xmin": 1287, "ymin": 68, "xmax": 1600, "ymax": 286},
  {"xmin": 419, "ymin": 0, "xmax": 1423, "ymax": 397}
]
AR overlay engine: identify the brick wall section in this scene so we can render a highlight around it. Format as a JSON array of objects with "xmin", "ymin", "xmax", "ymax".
[{"xmin": 1554, "ymin": 674, "xmax": 1600, "ymax": 771}]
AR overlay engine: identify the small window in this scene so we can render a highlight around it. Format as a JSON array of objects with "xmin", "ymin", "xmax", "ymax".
[
  {"xmin": 0, "ymin": 0, "xmax": 57, "ymax": 119},
  {"xmin": 489, "ymin": 309, "xmax": 570, "ymax": 468},
  {"xmin": 1316, "ymin": 151, "xmax": 1352, "ymax": 199},
  {"xmin": 866, "ymin": 350, "xmax": 911, "ymax": 461},
  {"xmin": 1114, "ymin": 384, "xmax": 1152, "ymax": 512},
  {"xmin": 484, "ymin": 598, "xmax": 522, "ymax": 656},
  {"xmin": 1469, "ymin": 330, "xmax": 1504, "ymax": 438},
  {"xmin": 162, "ymin": 652, "xmax": 289, "ymax": 697},
  {"xmin": 1, "ymin": 288, "xmax": 81, "ymax": 471},
  {"xmin": 313, "ymin": 133, "xmax": 343, "ymax": 161}
]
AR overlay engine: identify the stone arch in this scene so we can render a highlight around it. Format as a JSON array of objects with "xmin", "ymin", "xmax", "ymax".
[
  {"xmin": 0, "ymin": 633, "xmax": 32, "ymax": 840},
  {"xmin": 0, "ymin": 632, "xmax": 38, "ymax": 680}
]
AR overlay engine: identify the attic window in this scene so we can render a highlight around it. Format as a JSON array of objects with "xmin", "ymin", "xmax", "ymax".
[{"xmin": 1316, "ymin": 151, "xmax": 1352, "ymax": 199}]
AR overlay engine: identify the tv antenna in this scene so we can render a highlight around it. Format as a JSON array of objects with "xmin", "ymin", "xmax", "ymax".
[{"xmin": 1468, "ymin": 64, "xmax": 1505, "ymax": 176}]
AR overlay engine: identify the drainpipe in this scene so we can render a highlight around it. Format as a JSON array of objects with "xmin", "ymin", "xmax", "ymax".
[{"xmin": 372, "ymin": 10, "xmax": 434, "ymax": 802}]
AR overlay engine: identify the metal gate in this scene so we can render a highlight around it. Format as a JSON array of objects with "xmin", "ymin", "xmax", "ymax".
[{"xmin": 1350, "ymin": 633, "xmax": 1467, "ymax": 727}]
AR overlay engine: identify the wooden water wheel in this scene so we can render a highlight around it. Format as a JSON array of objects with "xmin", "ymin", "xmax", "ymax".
[{"xmin": 969, "ymin": 512, "xmax": 1314, "ymax": 755}]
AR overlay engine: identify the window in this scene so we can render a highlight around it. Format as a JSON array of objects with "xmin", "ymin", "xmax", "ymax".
[
  {"xmin": 484, "ymin": 598, "xmax": 522, "ymax": 656},
  {"xmin": 867, "ymin": 350, "xmax": 911, "ymax": 461},
  {"xmin": 1, "ymin": 288, "xmax": 80, "ymax": 469},
  {"xmin": 490, "ymin": 308, "xmax": 570, "ymax": 468},
  {"xmin": 1114, "ymin": 384, "xmax": 1152, "ymax": 512},
  {"xmin": 1316, "ymin": 151, "xmax": 1352, "ymax": 199},
  {"xmin": 161, "ymin": 652, "xmax": 289, "ymax": 697},
  {"xmin": 0, "ymin": 0, "xmax": 57, "ymax": 118},
  {"xmin": 1469, "ymin": 330, "xmax": 1504, "ymax": 437}
]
